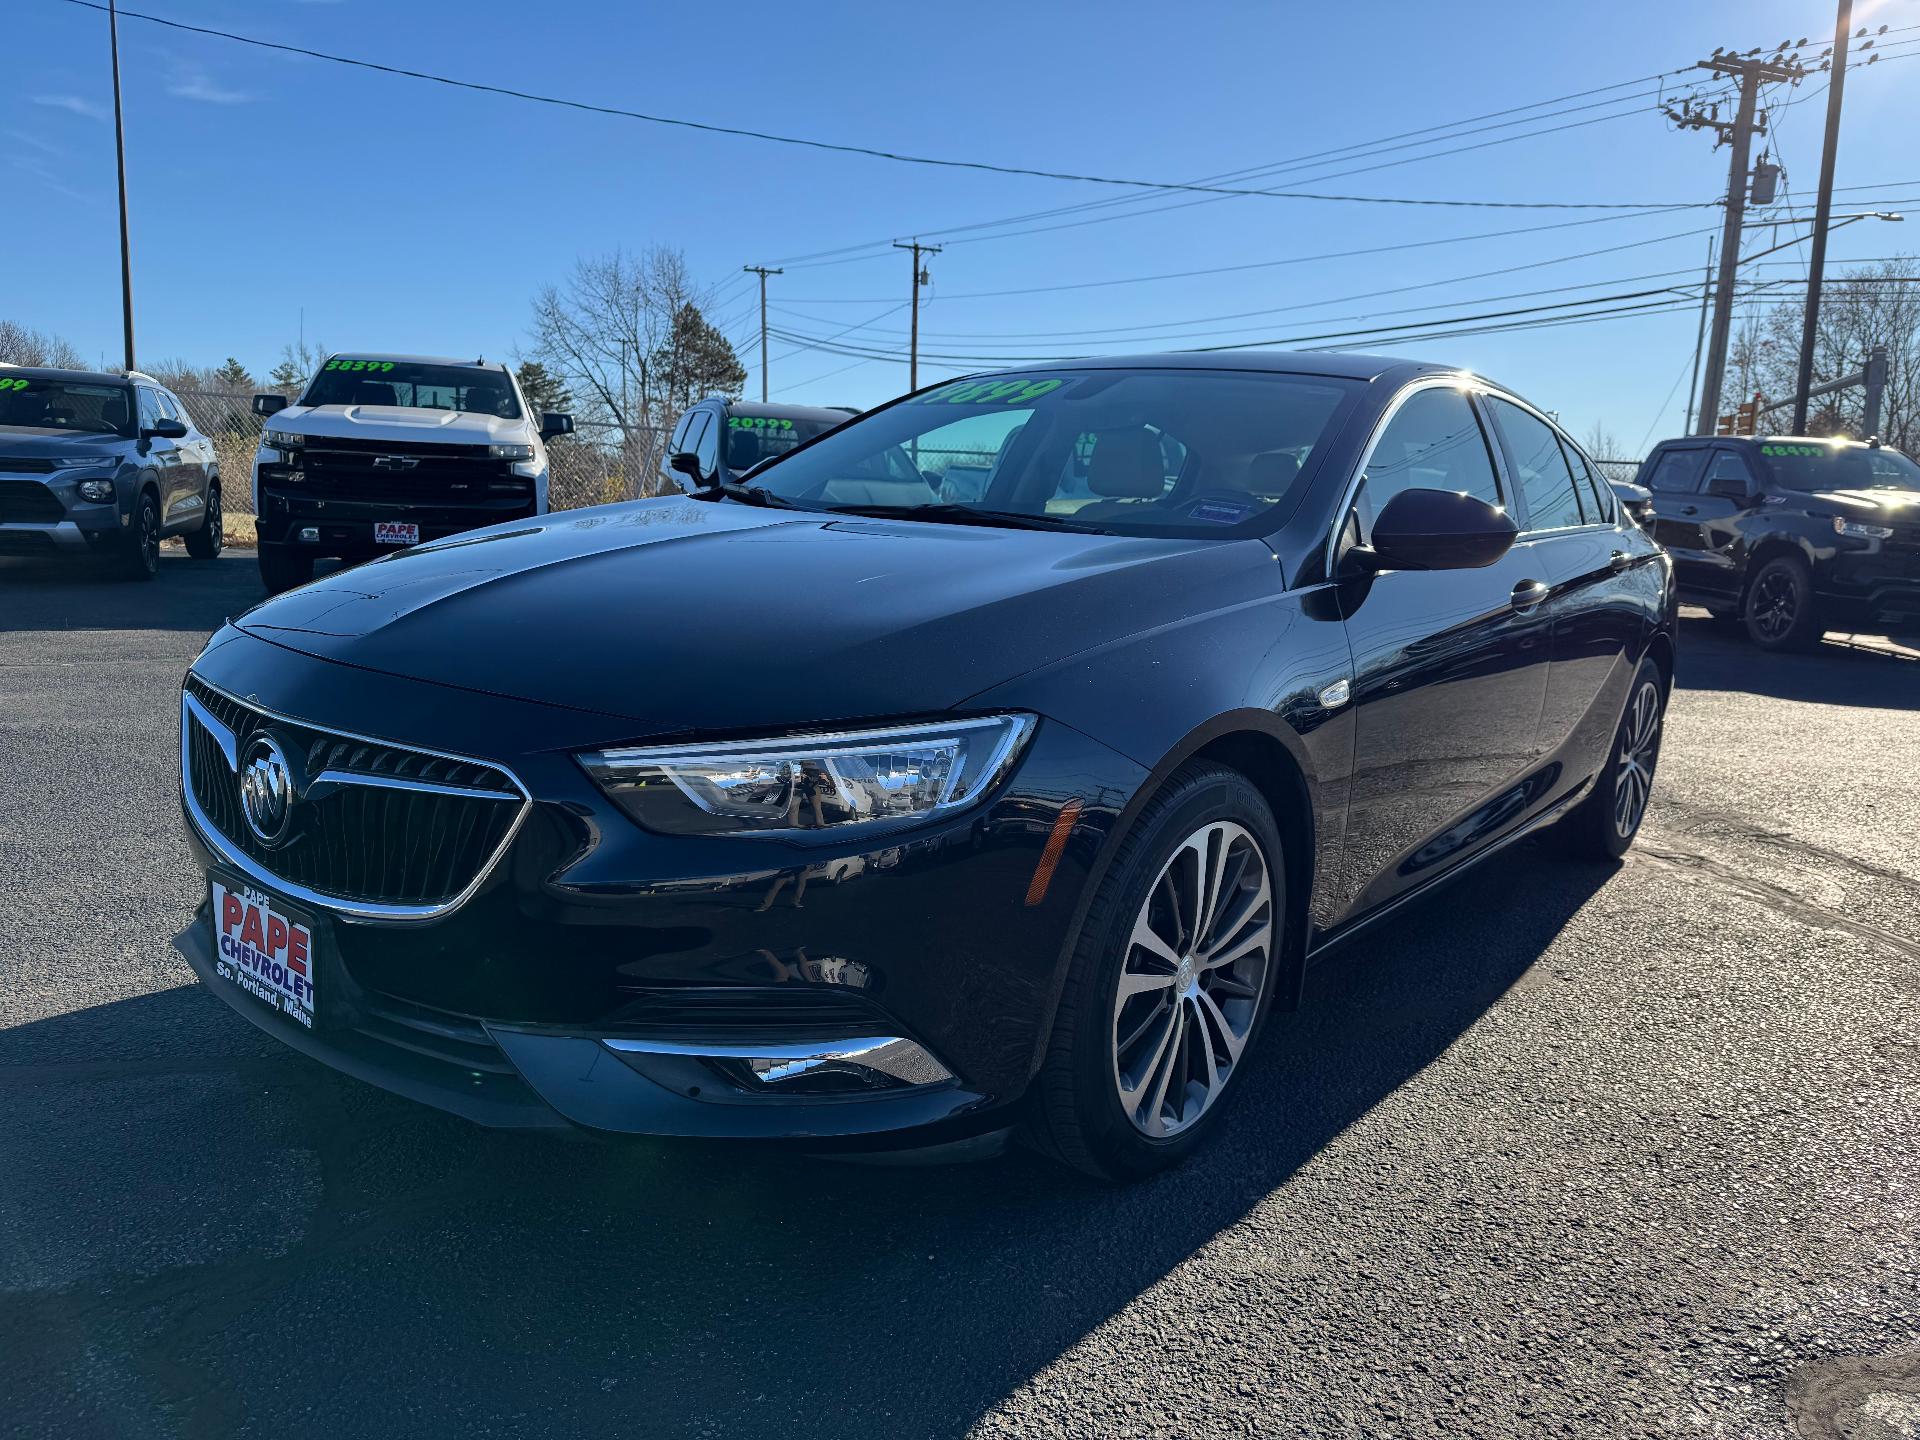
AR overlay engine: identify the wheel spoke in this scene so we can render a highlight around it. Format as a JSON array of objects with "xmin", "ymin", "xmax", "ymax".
[
  {"xmin": 1128, "ymin": 913, "xmax": 1182, "ymax": 970},
  {"xmin": 1116, "ymin": 966, "xmax": 1176, "ymax": 1002},
  {"xmin": 1139, "ymin": 1005, "xmax": 1186, "ymax": 1133},
  {"xmin": 1201, "ymin": 919, "xmax": 1272, "ymax": 973},
  {"xmin": 1193, "ymin": 985, "xmax": 1246, "ymax": 1068},
  {"xmin": 1203, "ymin": 871, "xmax": 1269, "ymax": 959}
]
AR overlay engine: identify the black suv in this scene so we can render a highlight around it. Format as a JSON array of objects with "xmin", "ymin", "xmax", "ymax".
[
  {"xmin": 0, "ymin": 366, "xmax": 223, "ymax": 579},
  {"xmin": 1637, "ymin": 435, "xmax": 1920, "ymax": 649},
  {"xmin": 661, "ymin": 398, "xmax": 856, "ymax": 492}
]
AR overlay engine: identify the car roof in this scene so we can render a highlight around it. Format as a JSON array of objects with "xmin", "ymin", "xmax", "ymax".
[
  {"xmin": 952, "ymin": 349, "xmax": 1473, "ymax": 386},
  {"xmin": 721, "ymin": 400, "xmax": 858, "ymax": 422},
  {"xmin": 328, "ymin": 353, "xmax": 509, "ymax": 371},
  {"xmin": 0, "ymin": 365, "xmax": 131, "ymax": 386}
]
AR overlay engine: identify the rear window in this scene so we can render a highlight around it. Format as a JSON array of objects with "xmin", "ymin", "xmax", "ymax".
[{"xmin": 302, "ymin": 359, "xmax": 521, "ymax": 419}]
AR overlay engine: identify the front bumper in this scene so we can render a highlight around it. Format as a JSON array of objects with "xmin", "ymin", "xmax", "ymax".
[
  {"xmin": 176, "ymin": 629, "xmax": 1145, "ymax": 1141},
  {"xmin": 0, "ymin": 473, "xmax": 124, "ymax": 556},
  {"xmin": 1819, "ymin": 542, "xmax": 1920, "ymax": 628}
]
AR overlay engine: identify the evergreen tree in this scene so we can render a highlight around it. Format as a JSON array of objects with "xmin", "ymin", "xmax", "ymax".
[
  {"xmin": 515, "ymin": 360, "xmax": 574, "ymax": 418},
  {"xmin": 651, "ymin": 303, "xmax": 746, "ymax": 411}
]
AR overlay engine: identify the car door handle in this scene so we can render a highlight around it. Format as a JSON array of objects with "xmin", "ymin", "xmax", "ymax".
[
  {"xmin": 1609, "ymin": 550, "xmax": 1631, "ymax": 572},
  {"xmin": 1510, "ymin": 579, "xmax": 1550, "ymax": 611},
  {"xmin": 1678, "ymin": 505, "xmax": 1699, "ymax": 516}
]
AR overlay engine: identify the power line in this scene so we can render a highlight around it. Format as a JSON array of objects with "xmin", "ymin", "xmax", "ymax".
[{"xmin": 51, "ymin": 0, "xmax": 1722, "ymax": 215}]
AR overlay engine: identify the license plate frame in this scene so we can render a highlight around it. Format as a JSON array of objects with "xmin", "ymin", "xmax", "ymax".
[
  {"xmin": 374, "ymin": 520, "xmax": 420, "ymax": 546},
  {"xmin": 209, "ymin": 877, "xmax": 319, "ymax": 1030}
]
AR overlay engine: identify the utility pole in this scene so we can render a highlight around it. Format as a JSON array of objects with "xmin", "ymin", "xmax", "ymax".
[
  {"xmin": 893, "ymin": 240, "xmax": 941, "ymax": 390},
  {"xmin": 1792, "ymin": 2, "xmax": 1852, "ymax": 434},
  {"xmin": 1668, "ymin": 48, "xmax": 1804, "ymax": 436},
  {"xmin": 742, "ymin": 265, "xmax": 783, "ymax": 402},
  {"xmin": 1683, "ymin": 235, "xmax": 1716, "ymax": 436},
  {"xmin": 108, "ymin": 0, "xmax": 136, "ymax": 372}
]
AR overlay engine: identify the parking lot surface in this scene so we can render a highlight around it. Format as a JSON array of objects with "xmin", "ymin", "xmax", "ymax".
[{"xmin": 3, "ymin": 551, "xmax": 1918, "ymax": 1439}]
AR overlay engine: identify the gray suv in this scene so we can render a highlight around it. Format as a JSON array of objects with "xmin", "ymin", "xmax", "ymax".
[{"xmin": 0, "ymin": 366, "xmax": 223, "ymax": 580}]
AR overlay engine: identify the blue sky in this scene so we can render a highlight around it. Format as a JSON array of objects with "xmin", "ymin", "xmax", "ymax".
[{"xmin": 4, "ymin": 0, "xmax": 1916, "ymax": 451}]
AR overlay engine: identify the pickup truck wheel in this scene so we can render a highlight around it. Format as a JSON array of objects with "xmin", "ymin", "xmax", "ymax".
[
  {"xmin": 258, "ymin": 543, "xmax": 313, "ymax": 595},
  {"xmin": 184, "ymin": 481, "xmax": 223, "ymax": 559},
  {"xmin": 1744, "ymin": 555, "xmax": 1822, "ymax": 652},
  {"xmin": 121, "ymin": 492, "xmax": 160, "ymax": 581}
]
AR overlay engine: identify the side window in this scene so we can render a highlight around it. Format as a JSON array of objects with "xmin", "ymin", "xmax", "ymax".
[
  {"xmin": 1645, "ymin": 448, "xmax": 1707, "ymax": 494},
  {"xmin": 1560, "ymin": 438, "xmax": 1613, "ymax": 522},
  {"xmin": 136, "ymin": 387, "xmax": 165, "ymax": 432},
  {"xmin": 1487, "ymin": 397, "xmax": 1585, "ymax": 531},
  {"xmin": 1353, "ymin": 386, "xmax": 1502, "ymax": 540},
  {"xmin": 692, "ymin": 411, "xmax": 720, "ymax": 479},
  {"xmin": 1704, "ymin": 450, "xmax": 1757, "ymax": 493},
  {"xmin": 667, "ymin": 411, "xmax": 694, "ymax": 455}
]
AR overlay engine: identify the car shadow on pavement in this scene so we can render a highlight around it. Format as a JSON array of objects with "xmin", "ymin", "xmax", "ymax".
[
  {"xmin": 0, "ymin": 844, "xmax": 1615, "ymax": 1438},
  {"xmin": 0, "ymin": 551, "xmax": 262, "ymax": 635},
  {"xmin": 1674, "ymin": 612, "xmax": 1920, "ymax": 710}
]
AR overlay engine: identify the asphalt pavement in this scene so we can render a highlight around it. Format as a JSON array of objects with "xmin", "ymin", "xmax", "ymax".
[{"xmin": 2, "ymin": 549, "xmax": 1917, "ymax": 1439}]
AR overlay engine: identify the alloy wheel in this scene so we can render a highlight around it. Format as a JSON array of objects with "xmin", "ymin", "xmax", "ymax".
[
  {"xmin": 1613, "ymin": 679, "xmax": 1663, "ymax": 839},
  {"xmin": 1751, "ymin": 569, "xmax": 1798, "ymax": 641},
  {"xmin": 208, "ymin": 485, "xmax": 223, "ymax": 553},
  {"xmin": 1111, "ymin": 820, "xmax": 1273, "ymax": 1138},
  {"xmin": 139, "ymin": 503, "xmax": 159, "ymax": 571}
]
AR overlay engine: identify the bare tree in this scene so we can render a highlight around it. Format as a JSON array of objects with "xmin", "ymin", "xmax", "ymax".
[
  {"xmin": 0, "ymin": 320, "xmax": 86, "ymax": 369},
  {"xmin": 524, "ymin": 247, "xmax": 738, "ymax": 493},
  {"xmin": 1749, "ymin": 257, "xmax": 1919, "ymax": 452},
  {"xmin": 1580, "ymin": 420, "xmax": 1628, "ymax": 462}
]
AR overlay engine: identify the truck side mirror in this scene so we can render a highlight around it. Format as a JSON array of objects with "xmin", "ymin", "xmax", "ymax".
[
  {"xmin": 253, "ymin": 393, "xmax": 288, "ymax": 418},
  {"xmin": 540, "ymin": 412, "xmax": 574, "ymax": 440}
]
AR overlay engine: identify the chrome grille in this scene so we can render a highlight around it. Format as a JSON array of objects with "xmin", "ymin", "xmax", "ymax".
[{"xmin": 181, "ymin": 675, "xmax": 528, "ymax": 919}]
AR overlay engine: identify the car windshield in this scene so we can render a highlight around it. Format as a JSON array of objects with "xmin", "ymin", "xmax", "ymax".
[
  {"xmin": 746, "ymin": 369, "xmax": 1357, "ymax": 536},
  {"xmin": 1758, "ymin": 441, "xmax": 1920, "ymax": 493},
  {"xmin": 723, "ymin": 412, "xmax": 841, "ymax": 472},
  {"xmin": 0, "ymin": 377, "xmax": 133, "ymax": 435},
  {"xmin": 301, "ymin": 359, "xmax": 522, "ymax": 418}
]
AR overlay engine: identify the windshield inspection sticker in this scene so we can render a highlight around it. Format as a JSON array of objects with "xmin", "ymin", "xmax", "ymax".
[
  {"xmin": 911, "ymin": 378, "xmax": 1068, "ymax": 407},
  {"xmin": 322, "ymin": 359, "xmax": 397, "ymax": 373}
]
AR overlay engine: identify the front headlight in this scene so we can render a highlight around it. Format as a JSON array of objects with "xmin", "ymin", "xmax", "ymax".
[
  {"xmin": 579, "ymin": 715, "xmax": 1036, "ymax": 837},
  {"xmin": 263, "ymin": 429, "xmax": 303, "ymax": 451},
  {"xmin": 1834, "ymin": 517, "xmax": 1894, "ymax": 540},
  {"xmin": 488, "ymin": 443, "xmax": 535, "ymax": 461},
  {"xmin": 49, "ymin": 455, "xmax": 114, "ymax": 471}
]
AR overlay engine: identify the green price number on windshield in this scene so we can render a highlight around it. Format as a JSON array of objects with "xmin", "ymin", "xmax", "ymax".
[
  {"xmin": 1761, "ymin": 444, "xmax": 1825, "ymax": 457},
  {"xmin": 323, "ymin": 360, "xmax": 397, "ymax": 373},
  {"xmin": 0, "ymin": 378, "xmax": 30, "ymax": 392},
  {"xmin": 728, "ymin": 416, "xmax": 793, "ymax": 430},
  {"xmin": 912, "ymin": 378, "xmax": 1067, "ymax": 407}
]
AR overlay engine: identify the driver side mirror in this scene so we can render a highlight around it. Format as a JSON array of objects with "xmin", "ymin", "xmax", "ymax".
[
  {"xmin": 142, "ymin": 418, "xmax": 189, "ymax": 441},
  {"xmin": 539, "ymin": 411, "xmax": 574, "ymax": 441},
  {"xmin": 252, "ymin": 393, "xmax": 288, "ymax": 418},
  {"xmin": 1705, "ymin": 474, "xmax": 1754, "ymax": 503},
  {"xmin": 1359, "ymin": 487, "xmax": 1518, "ymax": 573},
  {"xmin": 669, "ymin": 451, "xmax": 705, "ymax": 485}
]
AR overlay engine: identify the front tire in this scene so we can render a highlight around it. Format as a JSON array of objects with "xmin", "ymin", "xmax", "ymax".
[
  {"xmin": 258, "ymin": 542, "xmax": 313, "ymax": 595},
  {"xmin": 121, "ymin": 492, "xmax": 160, "ymax": 581},
  {"xmin": 184, "ymin": 480, "xmax": 223, "ymax": 559},
  {"xmin": 1556, "ymin": 657, "xmax": 1666, "ymax": 859},
  {"xmin": 1744, "ymin": 554, "xmax": 1823, "ymax": 651},
  {"xmin": 1022, "ymin": 762, "xmax": 1285, "ymax": 1181}
]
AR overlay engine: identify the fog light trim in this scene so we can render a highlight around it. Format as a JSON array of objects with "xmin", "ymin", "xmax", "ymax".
[{"xmin": 601, "ymin": 1034, "xmax": 954, "ymax": 1089}]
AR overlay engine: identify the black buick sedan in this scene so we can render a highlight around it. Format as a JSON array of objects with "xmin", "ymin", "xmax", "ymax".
[{"xmin": 176, "ymin": 354, "xmax": 1674, "ymax": 1179}]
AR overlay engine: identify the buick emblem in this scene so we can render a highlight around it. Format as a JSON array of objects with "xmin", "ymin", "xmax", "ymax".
[
  {"xmin": 239, "ymin": 735, "xmax": 296, "ymax": 846},
  {"xmin": 372, "ymin": 455, "xmax": 419, "ymax": 472}
]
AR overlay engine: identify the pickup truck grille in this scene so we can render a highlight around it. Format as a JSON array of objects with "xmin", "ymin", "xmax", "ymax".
[{"xmin": 270, "ymin": 438, "xmax": 532, "ymax": 506}]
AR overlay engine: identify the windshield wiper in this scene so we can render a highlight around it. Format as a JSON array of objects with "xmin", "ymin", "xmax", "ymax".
[
  {"xmin": 825, "ymin": 502, "xmax": 1098, "ymax": 533},
  {"xmin": 688, "ymin": 481, "xmax": 814, "ymax": 511}
]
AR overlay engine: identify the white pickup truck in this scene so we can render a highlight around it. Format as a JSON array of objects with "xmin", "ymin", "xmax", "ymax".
[{"xmin": 250, "ymin": 353, "xmax": 572, "ymax": 593}]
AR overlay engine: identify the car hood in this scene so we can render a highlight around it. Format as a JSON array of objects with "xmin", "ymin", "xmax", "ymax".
[
  {"xmin": 0, "ymin": 427, "xmax": 132, "ymax": 454},
  {"xmin": 267, "ymin": 405, "xmax": 532, "ymax": 445},
  {"xmin": 1801, "ymin": 487, "xmax": 1920, "ymax": 518},
  {"xmin": 233, "ymin": 498, "xmax": 1277, "ymax": 737}
]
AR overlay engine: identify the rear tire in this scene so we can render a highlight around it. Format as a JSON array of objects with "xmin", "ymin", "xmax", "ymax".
[
  {"xmin": 1021, "ymin": 762, "xmax": 1286, "ymax": 1181},
  {"xmin": 1556, "ymin": 657, "xmax": 1666, "ymax": 859},
  {"xmin": 121, "ymin": 492, "xmax": 160, "ymax": 581},
  {"xmin": 258, "ymin": 543, "xmax": 313, "ymax": 595},
  {"xmin": 1744, "ymin": 554, "xmax": 1823, "ymax": 651},
  {"xmin": 184, "ymin": 480, "xmax": 223, "ymax": 559}
]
